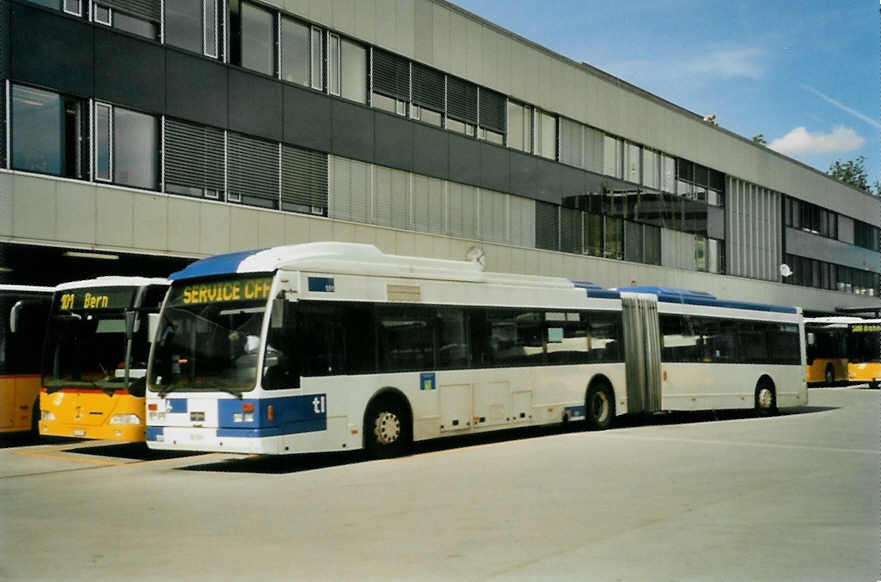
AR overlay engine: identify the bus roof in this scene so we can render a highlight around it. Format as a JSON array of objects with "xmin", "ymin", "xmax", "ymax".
[
  {"xmin": 806, "ymin": 316, "xmax": 881, "ymax": 326},
  {"xmin": 0, "ymin": 284, "xmax": 54, "ymax": 293},
  {"xmin": 55, "ymin": 276, "xmax": 169, "ymax": 292},
  {"xmin": 586, "ymin": 285, "xmax": 799, "ymax": 314}
]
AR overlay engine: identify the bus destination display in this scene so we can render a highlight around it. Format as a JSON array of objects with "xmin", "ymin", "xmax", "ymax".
[
  {"xmin": 173, "ymin": 277, "xmax": 273, "ymax": 307},
  {"xmin": 56, "ymin": 287, "xmax": 136, "ymax": 312}
]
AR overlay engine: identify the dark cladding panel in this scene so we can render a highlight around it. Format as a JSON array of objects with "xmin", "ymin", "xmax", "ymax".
[
  {"xmin": 479, "ymin": 142, "xmax": 509, "ymax": 193},
  {"xmin": 94, "ymin": 28, "xmax": 164, "ymax": 113},
  {"xmin": 374, "ymin": 111, "xmax": 414, "ymax": 172},
  {"xmin": 412, "ymin": 123, "xmax": 449, "ymax": 180},
  {"xmin": 166, "ymin": 49, "xmax": 228, "ymax": 128},
  {"xmin": 559, "ymin": 164, "xmax": 586, "ymax": 200},
  {"xmin": 283, "ymin": 84, "xmax": 331, "ymax": 152},
  {"xmin": 508, "ymin": 149, "xmax": 538, "ymax": 198},
  {"xmin": 10, "ymin": 3, "xmax": 93, "ymax": 97},
  {"xmin": 448, "ymin": 133, "xmax": 480, "ymax": 187},
  {"xmin": 229, "ymin": 68, "xmax": 283, "ymax": 142},
  {"xmin": 533, "ymin": 157, "xmax": 562, "ymax": 203},
  {"xmin": 330, "ymin": 99, "xmax": 373, "ymax": 163}
]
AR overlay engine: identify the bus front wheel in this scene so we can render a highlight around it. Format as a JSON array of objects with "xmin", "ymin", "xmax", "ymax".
[
  {"xmin": 364, "ymin": 396, "xmax": 411, "ymax": 459},
  {"xmin": 585, "ymin": 382, "xmax": 614, "ymax": 431},
  {"xmin": 755, "ymin": 382, "xmax": 777, "ymax": 416}
]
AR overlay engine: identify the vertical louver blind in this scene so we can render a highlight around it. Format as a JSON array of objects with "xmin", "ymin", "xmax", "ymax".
[
  {"xmin": 446, "ymin": 77, "xmax": 477, "ymax": 123},
  {"xmin": 372, "ymin": 49, "xmax": 410, "ymax": 100},
  {"xmin": 412, "ymin": 64, "xmax": 445, "ymax": 112},
  {"xmin": 227, "ymin": 133, "xmax": 279, "ymax": 206},
  {"xmin": 535, "ymin": 201, "xmax": 559, "ymax": 251},
  {"xmin": 560, "ymin": 207, "xmax": 582, "ymax": 253},
  {"xmin": 164, "ymin": 119, "xmax": 225, "ymax": 195},
  {"xmin": 478, "ymin": 88, "xmax": 505, "ymax": 133},
  {"xmin": 102, "ymin": 0, "xmax": 161, "ymax": 22},
  {"xmin": 282, "ymin": 145, "xmax": 328, "ymax": 210}
]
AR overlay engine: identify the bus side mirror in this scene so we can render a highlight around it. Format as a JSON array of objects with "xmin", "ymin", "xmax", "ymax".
[
  {"xmin": 9, "ymin": 302, "xmax": 23, "ymax": 333},
  {"xmin": 124, "ymin": 311, "xmax": 137, "ymax": 340},
  {"xmin": 147, "ymin": 313, "xmax": 160, "ymax": 344}
]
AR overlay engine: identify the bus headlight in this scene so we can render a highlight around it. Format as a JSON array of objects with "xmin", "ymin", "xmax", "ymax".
[
  {"xmin": 109, "ymin": 414, "xmax": 141, "ymax": 425},
  {"xmin": 41, "ymin": 410, "xmax": 55, "ymax": 422}
]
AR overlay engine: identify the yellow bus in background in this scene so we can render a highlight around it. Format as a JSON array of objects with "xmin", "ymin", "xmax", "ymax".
[
  {"xmin": 1, "ymin": 285, "xmax": 52, "ymax": 435},
  {"xmin": 805, "ymin": 317, "xmax": 880, "ymax": 389},
  {"xmin": 40, "ymin": 277, "xmax": 169, "ymax": 441}
]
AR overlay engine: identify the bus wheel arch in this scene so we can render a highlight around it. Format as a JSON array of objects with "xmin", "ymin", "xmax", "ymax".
[
  {"xmin": 363, "ymin": 388, "xmax": 413, "ymax": 458},
  {"xmin": 755, "ymin": 375, "xmax": 777, "ymax": 416},
  {"xmin": 585, "ymin": 375, "xmax": 615, "ymax": 431}
]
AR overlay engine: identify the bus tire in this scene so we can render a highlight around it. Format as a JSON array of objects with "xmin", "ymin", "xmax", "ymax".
[
  {"xmin": 364, "ymin": 395, "xmax": 411, "ymax": 459},
  {"xmin": 585, "ymin": 382, "xmax": 614, "ymax": 431},
  {"xmin": 824, "ymin": 364, "xmax": 834, "ymax": 385},
  {"xmin": 755, "ymin": 380, "xmax": 777, "ymax": 416}
]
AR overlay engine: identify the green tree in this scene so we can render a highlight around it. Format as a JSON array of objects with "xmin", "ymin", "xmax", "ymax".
[
  {"xmin": 752, "ymin": 134, "xmax": 767, "ymax": 146},
  {"xmin": 827, "ymin": 156, "xmax": 870, "ymax": 192}
]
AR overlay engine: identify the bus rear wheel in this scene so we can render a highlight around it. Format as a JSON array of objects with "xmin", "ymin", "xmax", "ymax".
[
  {"xmin": 365, "ymin": 397, "xmax": 411, "ymax": 459},
  {"xmin": 585, "ymin": 382, "xmax": 614, "ymax": 431},
  {"xmin": 755, "ymin": 382, "xmax": 777, "ymax": 416}
]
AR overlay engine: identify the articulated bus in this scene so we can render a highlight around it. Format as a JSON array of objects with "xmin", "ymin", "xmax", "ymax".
[
  {"xmin": 1, "ymin": 285, "xmax": 53, "ymax": 435},
  {"xmin": 40, "ymin": 277, "xmax": 169, "ymax": 441},
  {"xmin": 144, "ymin": 242, "xmax": 805, "ymax": 458},
  {"xmin": 805, "ymin": 317, "xmax": 880, "ymax": 389}
]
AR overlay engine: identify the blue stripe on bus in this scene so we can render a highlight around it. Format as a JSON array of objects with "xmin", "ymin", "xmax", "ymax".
[
  {"xmin": 165, "ymin": 398, "xmax": 188, "ymax": 414},
  {"xmin": 216, "ymin": 395, "xmax": 327, "ymax": 438},
  {"xmin": 587, "ymin": 286, "xmax": 798, "ymax": 314},
  {"xmin": 145, "ymin": 426, "xmax": 164, "ymax": 441},
  {"xmin": 169, "ymin": 248, "xmax": 269, "ymax": 281}
]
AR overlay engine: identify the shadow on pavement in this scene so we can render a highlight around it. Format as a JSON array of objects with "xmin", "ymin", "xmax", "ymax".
[
  {"xmin": 0, "ymin": 433, "xmax": 83, "ymax": 449},
  {"xmin": 70, "ymin": 442, "xmax": 202, "ymax": 461},
  {"xmin": 178, "ymin": 406, "xmax": 838, "ymax": 475}
]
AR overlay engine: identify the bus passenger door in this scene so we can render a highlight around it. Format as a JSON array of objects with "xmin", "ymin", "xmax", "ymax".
[{"xmin": 620, "ymin": 293, "xmax": 662, "ymax": 414}]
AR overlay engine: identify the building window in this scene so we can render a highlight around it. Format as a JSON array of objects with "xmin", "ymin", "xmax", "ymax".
[
  {"xmin": 227, "ymin": 132, "xmax": 279, "ymax": 208},
  {"xmin": 94, "ymin": 102, "xmax": 159, "ymax": 190},
  {"xmin": 11, "ymin": 85, "xmax": 88, "ymax": 180},
  {"xmin": 22, "ymin": 0, "xmax": 80, "ymax": 14},
  {"xmin": 604, "ymin": 216, "xmax": 623, "ymax": 259},
  {"xmin": 165, "ymin": 0, "xmax": 220, "ymax": 58},
  {"xmin": 311, "ymin": 26, "xmax": 324, "ymax": 90},
  {"xmin": 92, "ymin": 2, "xmax": 160, "ymax": 40},
  {"xmin": 507, "ymin": 101, "xmax": 531, "ymax": 153},
  {"xmin": 339, "ymin": 38, "xmax": 367, "ymax": 103},
  {"xmin": 603, "ymin": 135, "xmax": 622, "ymax": 178},
  {"xmin": 535, "ymin": 201, "xmax": 559, "ymax": 251},
  {"xmin": 624, "ymin": 142, "xmax": 641, "ymax": 183},
  {"xmin": 282, "ymin": 145, "xmax": 328, "ymax": 215},
  {"xmin": 164, "ymin": 118, "xmax": 225, "ymax": 200},
  {"xmin": 478, "ymin": 88, "xmax": 506, "ymax": 142},
  {"xmin": 854, "ymin": 221, "xmax": 880, "ymax": 251},
  {"xmin": 280, "ymin": 16, "xmax": 309, "ymax": 86},
  {"xmin": 230, "ymin": 0, "xmax": 276, "ymax": 77},
  {"xmin": 533, "ymin": 109, "xmax": 556, "ymax": 160},
  {"xmin": 327, "ymin": 33, "xmax": 340, "ymax": 95}
]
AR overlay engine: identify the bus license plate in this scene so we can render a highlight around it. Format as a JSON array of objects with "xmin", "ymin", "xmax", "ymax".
[{"xmin": 73, "ymin": 429, "xmax": 85, "ymax": 436}]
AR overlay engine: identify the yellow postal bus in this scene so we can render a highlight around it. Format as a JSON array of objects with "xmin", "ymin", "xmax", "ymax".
[
  {"xmin": 805, "ymin": 317, "xmax": 880, "ymax": 389},
  {"xmin": 1, "ymin": 285, "xmax": 52, "ymax": 435},
  {"xmin": 40, "ymin": 277, "xmax": 168, "ymax": 441}
]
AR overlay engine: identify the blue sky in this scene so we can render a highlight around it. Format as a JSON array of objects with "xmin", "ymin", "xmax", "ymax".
[{"xmin": 452, "ymin": 0, "xmax": 880, "ymax": 189}]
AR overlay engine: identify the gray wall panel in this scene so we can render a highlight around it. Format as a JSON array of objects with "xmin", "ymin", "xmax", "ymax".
[
  {"xmin": 283, "ymin": 85, "xmax": 332, "ymax": 152},
  {"xmin": 533, "ymin": 157, "xmax": 561, "ymax": 203},
  {"xmin": 508, "ymin": 150, "xmax": 537, "ymax": 198},
  {"xmin": 479, "ymin": 142, "xmax": 509, "ymax": 193},
  {"xmin": 94, "ymin": 28, "xmax": 164, "ymax": 113},
  {"xmin": 166, "ymin": 49, "xmax": 228, "ymax": 128},
  {"xmin": 448, "ymin": 133, "xmax": 480, "ymax": 187},
  {"xmin": 10, "ymin": 3, "xmax": 93, "ymax": 97},
  {"xmin": 786, "ymin": 228, "xmax": 880, "ymax": 274},
  {"xmin": 707, "ymin": 206, "xmax": 725, "ymax": 240},
  {"xmin": 558, "ymin": 164, "xmax": 585, "ymax": 199},
  {"xmin": 412, "ymin": 123, "xmax": 449, "ymax": 179},
  {"xmin": 228, "ymin": 68, "xmax": 283, "ymax": 142},
  {"xmin": 330, "ymin": 99, "xmax": 374, "ymax": 163},
  {"xmin": 374, "ymin": 111, "xmax": 414, "ymax": 172}
]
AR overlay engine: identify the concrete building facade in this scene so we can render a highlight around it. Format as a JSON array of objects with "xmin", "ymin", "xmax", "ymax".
[{"xmin": 1, "ymin": 0, "xmax": 879, "ymax": 314}]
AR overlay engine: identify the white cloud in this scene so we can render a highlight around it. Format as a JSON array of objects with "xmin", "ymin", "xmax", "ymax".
[{"xmin": 768, "ymin": 126, "xmax": 865, "ymax": 155}]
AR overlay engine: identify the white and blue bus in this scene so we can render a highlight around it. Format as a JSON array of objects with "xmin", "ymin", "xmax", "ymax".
[{"xmin": 144, "ymin": 242, "xmax": 806, "ymax": 457}]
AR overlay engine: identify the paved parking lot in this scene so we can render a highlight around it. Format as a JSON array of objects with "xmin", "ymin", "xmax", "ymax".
[{"xmin": 1, "ymin": 387, "xmax": 878, "ymax": 581}]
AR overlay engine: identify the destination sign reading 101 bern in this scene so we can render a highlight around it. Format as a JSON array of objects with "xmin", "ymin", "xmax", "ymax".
[
  {"xmin": 172, "ymin": 277, "xmax": 273, "ymax": 307},
  {"xmin": 56, "ymin": 287, "xmax": 136, "ymax": 311}
]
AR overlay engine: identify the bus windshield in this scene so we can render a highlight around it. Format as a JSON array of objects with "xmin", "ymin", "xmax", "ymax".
[
  {"xmin": 43, "ymin": 286, "xmax": 139, "ymax": 392},
  {"xmin": 148, "ymin": 276, "xmax": 272, "ymax": 395},
  {"xmin": 849, "ymin": 325, "xmax": 881, "ymax": 363}
]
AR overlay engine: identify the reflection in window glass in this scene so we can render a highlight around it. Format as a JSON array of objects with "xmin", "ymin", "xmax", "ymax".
[
  {"xmin": 113, "ymin": 108, "xmax": 159, "ymax": 190},
  {"xmin": 166, "ymin": 0, "xmax": 202, "ymax": 53},
  {"xmin": 340, "ymin": 39, "xmax": 367, "ymax": 103},
  {"xmin": 113, "ymin": 10, "xmax": 158, "ymax": 39},
  {"xmin": 603, "ymin": 135, "xmax": 622, "ymax": 178},
  {"xmin": 311, "ymin": 27, "xmax": 324, "ymax": 89},
  {"xmin": 534, "ymin": 109, "xmax": 556, "ymax": 160},
  {"xmin": 11, "ymin": 85, "xmax": 63, "ymax": 176},
  {"xmin": 507, "ymin": 101, "xmax": 529, "ymax": 152},
  {"xmin": 281, "ymin": 17, "xmax": 309, "ymax": 86},
  {"xmin": 587, "ymin": 311, "xmax": 621, "ymax": 362},
  {"xmin": 95, "ymin": 103, "xmax": 112, "ymax": 182},
  {"xmin": 604, "ymin": 216, "xmax": 623, "ymax": 259},
  {"xmin": 327, "ymin": 34, "xmax": 340, "ymax": 95},
  {"xmin": 241, "ymin": 1, "xmax": 275, "ymax": 76}
]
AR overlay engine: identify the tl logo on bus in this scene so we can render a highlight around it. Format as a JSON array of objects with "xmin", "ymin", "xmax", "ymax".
[{"xmin": 312, "ymin": 396, "xmax": 326, "ymax": 414}]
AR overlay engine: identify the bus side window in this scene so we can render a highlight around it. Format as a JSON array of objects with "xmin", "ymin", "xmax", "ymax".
[{"xmin": 263, "ymin": 297, "xmax": 300, "ymax": 390}]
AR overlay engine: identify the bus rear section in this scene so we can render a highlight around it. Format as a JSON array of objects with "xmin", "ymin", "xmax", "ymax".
[
  {"xmin": 846, "ymin": 320, "xmax": 880, "ymax": 389},
  {"xmin": 40, "ymin": 278, "xmax": 168, "ymax": 441},
  {"xmin": 0, "ymin": 286, "xmax": 52, "ymax": 434}
]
